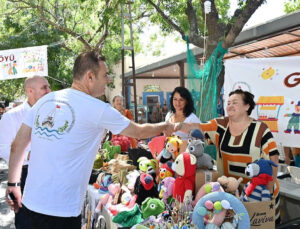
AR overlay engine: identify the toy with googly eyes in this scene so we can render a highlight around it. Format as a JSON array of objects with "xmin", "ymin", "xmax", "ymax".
[
  {"xmin": 141, "ymin": 197, "xmax": 165, "ymax": 219},
  {"xmin": 192, "ymin": 192, "xmax": 250, "ymax": 229}
]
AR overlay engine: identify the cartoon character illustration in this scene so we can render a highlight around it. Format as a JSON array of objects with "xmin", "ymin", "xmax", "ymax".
[
  {"xmin": 284, "ymin": 101, "xmax": 300, "ymax": 134},
  {"xmin": 8, "ymin": 63, "xmax": 13, "ymax": 75},
  {"xmin": 261, "ymin": 67, "xmax": 275, "ymax": 80},
  {"xmin": 12, "ymin": 61, "xmax": 17, "ymax": 75}
]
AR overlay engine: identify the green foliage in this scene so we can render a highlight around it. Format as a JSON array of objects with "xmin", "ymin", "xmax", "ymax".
[
  {"xmin": 0, "ymin": 0, "xmax": 145, "ymax": 102},
  {"xmin": 284, "ymin": 0, "xmax": 300, "ymax": 13}
]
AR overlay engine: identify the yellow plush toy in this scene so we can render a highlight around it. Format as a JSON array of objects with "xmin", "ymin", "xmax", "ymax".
[{"xmin": 157, "ymin": 135, "xmax": 183, "ymax": 164}]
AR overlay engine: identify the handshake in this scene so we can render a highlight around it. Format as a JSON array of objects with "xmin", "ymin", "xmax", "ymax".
[{"xmin": 163, "ymin": 121, "xmax": 189, "ymax": 136}]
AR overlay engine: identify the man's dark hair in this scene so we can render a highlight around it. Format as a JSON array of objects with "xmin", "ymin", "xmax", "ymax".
[
  {"xmin": 169, "ymin": 86, "xmax": 195, "ymax": 117},
  {"xmin": 73, "ymin": 51, "xmax": 105, "ymax": 80},
  {"xmin": 229, "ymin": 89, "xmax": 256, "ymax": 115}
]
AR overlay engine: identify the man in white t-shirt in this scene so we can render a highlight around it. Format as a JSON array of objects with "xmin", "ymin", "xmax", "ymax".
[
  {"xmin": 6, "ymin": 51, "xmax": 174, "ymax": 229},
  {"xmin": 0, "ymin": 75, "xmax": 51, "ymax": 229}
]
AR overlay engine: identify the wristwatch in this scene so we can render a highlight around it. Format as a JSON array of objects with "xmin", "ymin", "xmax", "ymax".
[{"xmin": 7, "ymin": 182, "xmax": 21, "ymax": 187}]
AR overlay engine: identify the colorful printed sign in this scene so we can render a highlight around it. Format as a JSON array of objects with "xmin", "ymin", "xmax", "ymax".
[
  {"xmin": 224, "ymin": 56, "xmax": 300, "ymax": 148},
  {"xmin": 0, "ymin": 45, "xmax": 48, "ymax": 80}
]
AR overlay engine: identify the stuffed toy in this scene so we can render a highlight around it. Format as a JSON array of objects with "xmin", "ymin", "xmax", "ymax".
[
  {"xmin": 137, "ymin": 156, "xmax": 158, "ymax": 179},
  {"xmin": 108, "ymin": 193, "xmax": 138, "ymax": 216},
  {"xmin": 159, "ymin": 161, "xmax": 175, "ymax": 180},
  {"xmin": 188, "ymin": 129, "xmax": 204, "ymax": 140},
  {"xmin": 112, "ymin": 204, "xmax": 143, "ymax": 227},
  {"xmin": 241, "ymin": 158, "xmax": 278, "ymax": 202},
  {"xmin": 141, "ymin": 197, "xmax": 165, "ymax": 219},
  {"xmin": 192, "ymin": 192, "xmax": 250, "ymax": 229},
  {"xmin": 111, "ymin": 135, "xmax": 131, "ymax": 152},
  {"xmin": 147, "ymin": 135, "xmax": 166, "ymax": 158},
  {"xmin": 95, "ymin": 183, "xmax": 120, "ymax": 212},
  {"xmin": 159, "ymin": 177, "xmax": 175, "ymax": 206},
  {"xmin": 102, "ymin": 141, "xmax": 121, "ymax": 162},
  {"xmin": 157, "ymin": 135, "xmax": 183, "ymax": 164},
  {"xmin": 98, "ymin": 174, "xmax": 113, "ymax": 194},
  {"xmin": 93, "ymin": 152, "xmax": 104, "ymax": 169},
  {"xmin": 217, "ymin": 176, "xmax": 243, "ymax": 197},
  {"xmin": 187, "ymin": 139, "xmax": 214, "ymax": 169},
  {"xmin": 93, "ymin": 172, "xmax": 106, "ymax": 189},
  {"xmin": 128, "ymin": 148, "xmax": 153, "ymax": 167},
  {"xmin": 172, "ymin": 152, "xmax": 197, "ymax": 202},
  {"xmin": 104, "ymin": 159, "xmax": 136, "ymax": 175},
  {"xmin": 126, "ymin": 170, "xmax": 140, "ymax": 192},
  {"xmin": 134, "ymin": 173, "xmax": 159, "ymax": 205}
]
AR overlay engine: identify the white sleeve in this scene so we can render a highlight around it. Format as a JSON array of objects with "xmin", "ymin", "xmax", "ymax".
[
  {"xmin": 97, "ymin": 104, "xmax": 130, "ymax": 135},
  {"xmin": 0, "ymin": 113, "xmax": 16, "ymax": 163},
  {"xmin": 165, "ymin": 112, "xmax": 172, "ymax": 121},
  {"xmin": 185, "ymin": 113, "xmax": 201, "ymax": 123}
]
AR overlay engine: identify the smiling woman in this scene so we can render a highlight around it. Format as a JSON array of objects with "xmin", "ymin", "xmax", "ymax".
[
  {"xmin": 165, "ymin": 87, "xmax": 201, "ymax": 151},
  {"xmin": 178, "ymin": 89, "xmax": 281, "ymax": 224}
]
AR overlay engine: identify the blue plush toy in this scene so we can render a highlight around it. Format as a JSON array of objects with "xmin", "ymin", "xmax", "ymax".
[{"xmin": 241, "ymin": 158, "xmax": 278, "ymax": 202}]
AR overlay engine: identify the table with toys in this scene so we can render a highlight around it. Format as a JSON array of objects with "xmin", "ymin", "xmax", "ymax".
[{"xmin": 82, "ymin": 131, "xmax": 280, "ymax": 229}]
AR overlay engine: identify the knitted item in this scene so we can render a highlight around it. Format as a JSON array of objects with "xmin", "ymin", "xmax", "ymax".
[
  {"xmin": 172, "ymin": 153, "xmax": 196, "ymax": 202},
  {"xmin": 134, "ymin": 174, "xmax": 158, "ymax": 205},
  {"xmin": 244, "ymin": 174, "xmax": 273, "ymax": 196},
  {"xmin": 140, "ymin": 173, "xmax": 154, "ymax": 190},
  {"xmin": 112, "ymin": 204, "xmax": 143, "ymax": 227},
  {"xmin": 141, "ymin": 197, "xmax": 165, "ymax": 219}
]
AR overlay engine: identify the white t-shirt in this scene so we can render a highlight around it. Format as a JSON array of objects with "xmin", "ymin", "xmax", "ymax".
[
  {"xmin": 22, "ymin": 88, "xmax": 130, "ymax": 217},
  {"xmin": 0, "ymin": 102, "xmax": 31, "ymax": 165},
  {"xmin": 165, "ymin": 112, "xmax": 201, "ymax": 140}
]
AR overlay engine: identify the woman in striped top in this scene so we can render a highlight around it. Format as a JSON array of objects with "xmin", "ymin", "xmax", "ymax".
[{"xmin": 176, "ymin": 89, "xmax": 280, "ymax": 224}]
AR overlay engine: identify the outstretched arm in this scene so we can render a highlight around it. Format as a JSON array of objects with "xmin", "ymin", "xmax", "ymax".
[{"xmin": 120, "ymin": 121, "xmax": 174, "ymax": 139}]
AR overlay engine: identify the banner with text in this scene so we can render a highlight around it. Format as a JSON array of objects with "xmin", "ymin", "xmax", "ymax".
[
  {"xmin": 0, "ymin": 45, "xmax": 48, "ymax": 80},
  {"xmin": 224, "ymin": 56, "xmax": 300, "ymax": 148}
]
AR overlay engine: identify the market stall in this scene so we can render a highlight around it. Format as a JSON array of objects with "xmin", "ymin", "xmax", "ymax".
[{"xmin": 80, "ymin": 130, "xmax": 296, "ymax": 229}]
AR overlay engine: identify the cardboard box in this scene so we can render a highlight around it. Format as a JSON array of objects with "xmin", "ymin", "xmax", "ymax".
[
  {"xmin": 194, "ymin": 169, "xmax": 219, "ymax": 194},
  {"xmin": 243, "ymin": 200, "xmax": 275, "ymax": 229}
]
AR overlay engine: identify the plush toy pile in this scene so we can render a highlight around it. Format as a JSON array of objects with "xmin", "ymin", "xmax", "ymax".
[{"xmin": 88, "ymin": 130, "xmax": 276, "ymax": 228}]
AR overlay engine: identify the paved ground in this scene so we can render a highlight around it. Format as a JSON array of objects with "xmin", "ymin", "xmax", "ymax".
[{"xmin": 0, "ymin": 159, "xmax": 15, "ymax": 229}]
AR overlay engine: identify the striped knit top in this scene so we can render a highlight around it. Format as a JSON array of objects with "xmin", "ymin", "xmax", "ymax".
[
  {"xmin": 241, "ymin": 182, "xmax": 271, "ymax": 202},
  {"xmin": 197, "ymin": 117, "xmax": 279, "ymax": 186}
]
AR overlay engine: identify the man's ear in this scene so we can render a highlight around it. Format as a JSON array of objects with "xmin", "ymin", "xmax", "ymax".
[{"xmin": 85, "ymin": 70, "xmax": 95, "ymax": 81}]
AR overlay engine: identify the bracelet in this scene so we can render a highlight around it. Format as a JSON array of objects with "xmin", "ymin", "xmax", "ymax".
[{"xmin": 7, "ymin": 182, "xmax": 21, "ymax": 187}]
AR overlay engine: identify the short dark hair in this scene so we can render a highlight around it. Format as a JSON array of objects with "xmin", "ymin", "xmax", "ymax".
[
  {"xmin": 73, "ymin": 51, "xmax": 105, "ymax": 80},
  {"xmin": 229, "ymin": 89, "xmax": 255, "ymax": 115},
  {"xmin": 169, "ymin": 87, "xmax": 195, "ymax": 117}
]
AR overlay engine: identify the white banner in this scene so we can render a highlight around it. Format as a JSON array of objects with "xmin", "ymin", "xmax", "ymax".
[
  {"xmin": 224, "ymin": 56, "xmax": 300, "ymax": 148},
  {"xmin": 0, "ymin": 45, "xmax": 48, "ymax": 80}
]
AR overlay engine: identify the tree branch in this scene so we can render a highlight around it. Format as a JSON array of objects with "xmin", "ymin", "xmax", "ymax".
[
  {"xmin": 223, "ymin": 0, "xmax": 265, "ymax": 49},
  {"xmin": 186, "ymin": 0, "xmax": 198, "ymax": 35},
  {"xmin": 145, "ymin": 0, "xmax": 185, "ymax": 39}
]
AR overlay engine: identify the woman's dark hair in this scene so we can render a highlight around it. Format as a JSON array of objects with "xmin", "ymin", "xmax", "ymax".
[
  {"xmin": 169, "ymin": 87, "xmax": 195, "ymax": 117},
  {"xmin": 229, "ymin": 89, "xmax": 255, "ymax": 115}
]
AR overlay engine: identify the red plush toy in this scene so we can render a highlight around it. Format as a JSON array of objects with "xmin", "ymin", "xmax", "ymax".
[
  {"xmin": 111, "ymin": 135, "xmax": 131, "ymax": 152},
  {"xmin": 172, "ymin": 152, "xmax": 197, "ymax": 202}
]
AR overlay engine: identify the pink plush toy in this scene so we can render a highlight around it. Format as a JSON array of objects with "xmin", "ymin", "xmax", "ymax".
[
  {"xmin": 159, "ymin": 177, "xmax": 175, "ymax": 205},
  {"xmin": 95, "ymin": 183, "xmax": 120, "ymax": 212},
  {"xmin": 172, "ymin": 152, "xmax": 196, "ymax": 202}
]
